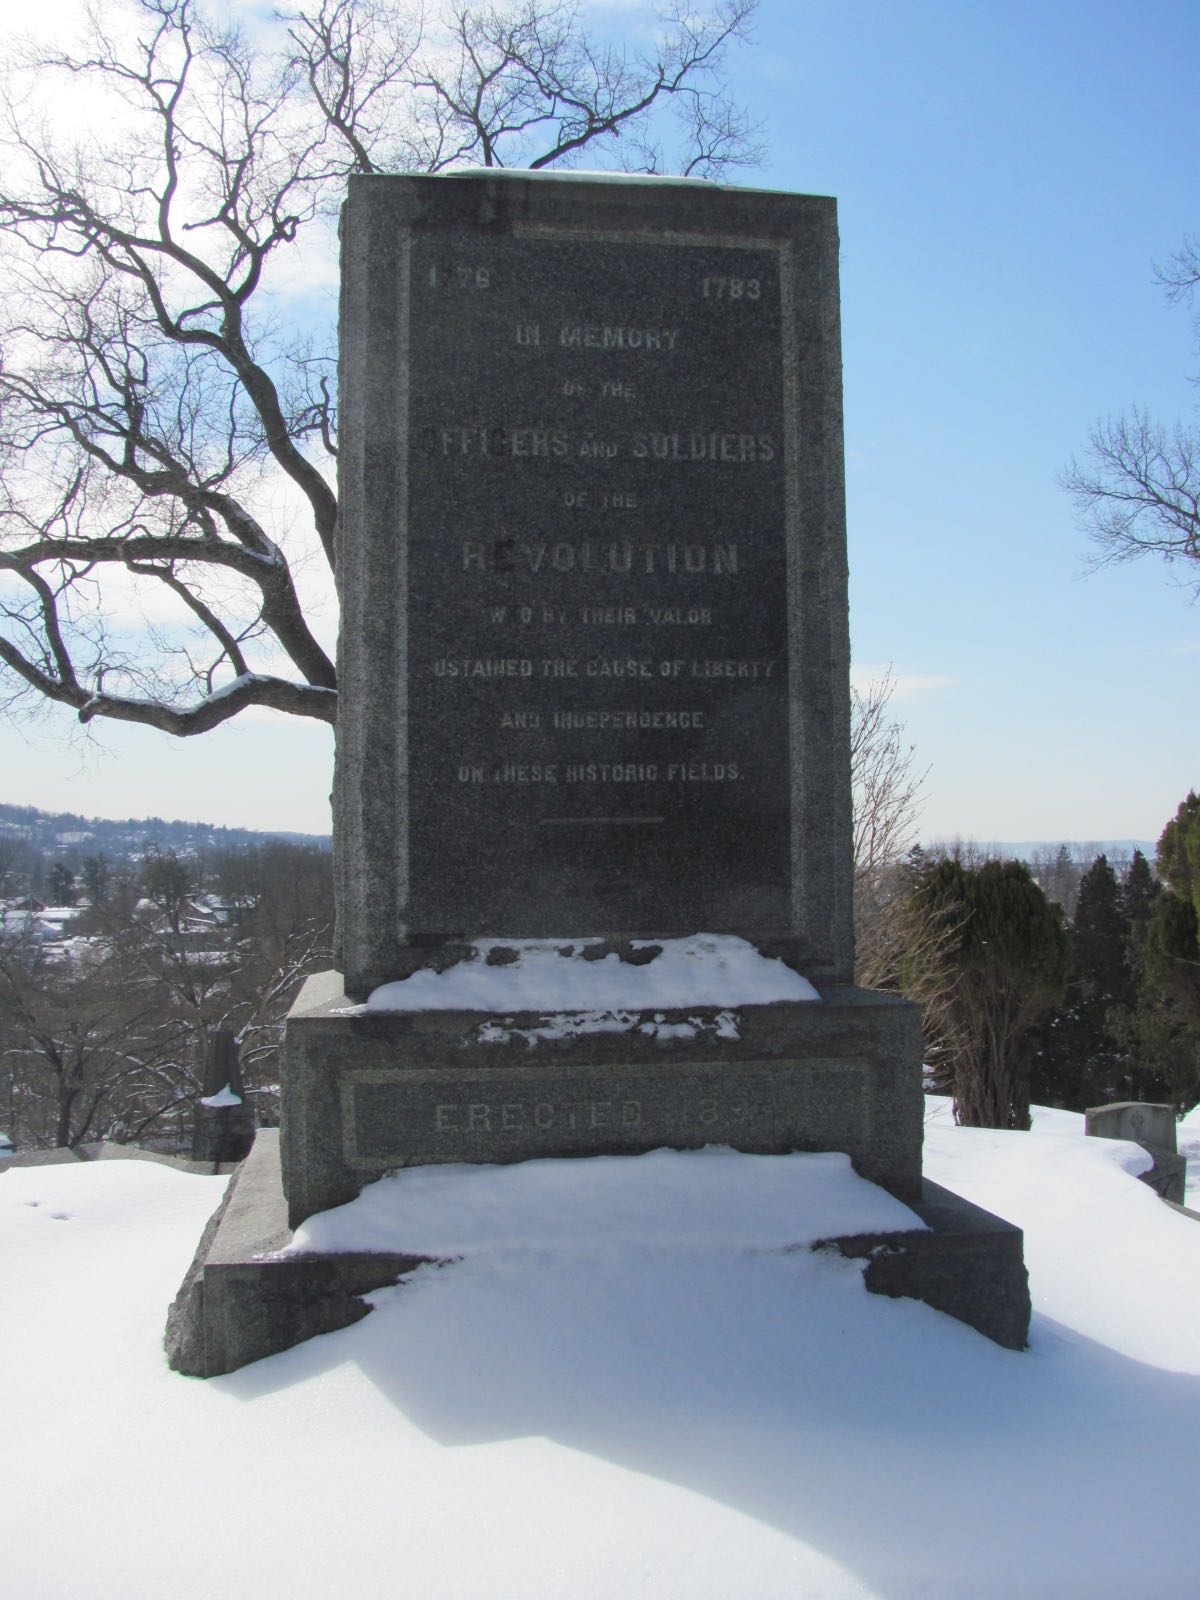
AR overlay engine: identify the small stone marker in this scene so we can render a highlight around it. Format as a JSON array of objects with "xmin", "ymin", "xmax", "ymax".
[
  {"xmin": 1085, "ymin": 1100, "xmax": 1186, "ymax": 1205},
  {"xmin": 192, "ymin": 1026, "xmax": 255, "ymax": 1166},
  {"xmin": 1085, "ymin": 1101, "xmax": 1177, "ymax": 1152}
]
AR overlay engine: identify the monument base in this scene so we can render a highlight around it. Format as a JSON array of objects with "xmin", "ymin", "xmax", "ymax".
[
  {"xmin": 280, "ymin": 970, "xmax": 927, "ymax": 1228},
  {"xmin": 166, "ymin": 1130, "xmax": 1030, "ymax": 1377},
  {"xmin": 165, "ymin": 1130, "xmax": 432, "ymax": 1378},
  {"xmin": 817, "ymin": 1180, "xmax": 1030, "ymax": 1350},
  {"xmin": 166, "ymin": 967, "xmax": 1031, "ymax": 1374}
]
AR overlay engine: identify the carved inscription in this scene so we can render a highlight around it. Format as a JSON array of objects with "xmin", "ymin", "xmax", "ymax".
[
  {"xmin": 405, "ymin": 232, "xmax": 791, "ymax": 935},
  {"xmin": 344, "ymin": 1063, "xmax": 870, "ymax": 1168}
]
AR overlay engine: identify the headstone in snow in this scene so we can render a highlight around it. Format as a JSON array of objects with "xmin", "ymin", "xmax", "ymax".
[
  {"xmin": 1085, "ymin": 1101, "xmax": 1186, "ymax": 1205},
  {"xmin": 1085, "ymin": 1101, "xmax": 1177, "ymax": 1153},
  {"xmin": 192, "ymin": 1026, "xmax": 255, "ymax": 1166}
]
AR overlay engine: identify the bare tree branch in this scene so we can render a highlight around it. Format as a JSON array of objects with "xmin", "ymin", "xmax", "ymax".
[
  {"xmin": 1063, "ymin": 410, "xmax": 1200, "ymax": 595},
  {"xmin": 1066, "ymin": 232, "xmax": 1200, "ymax": 598},
  {"xmin": 850, "ymin": 670, "xmax": 931, "ymax": 991},
  {"xmin": 0, "ymin": 0, "xmax": 761, "ymax": 743}
]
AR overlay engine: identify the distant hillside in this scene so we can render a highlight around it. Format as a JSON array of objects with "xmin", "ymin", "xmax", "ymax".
[{"xmin": 0, "ymin": 801, "xmax": 330, "ymax": 870}]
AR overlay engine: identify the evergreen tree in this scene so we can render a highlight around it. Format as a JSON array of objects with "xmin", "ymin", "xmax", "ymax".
[
  {"xmin": 1031, "ymin": 856, "xmax": 1134, "ymax": 1109},
  {"xmin": 46, "ymin": 862, "xmax": 76, "ymax": 906},
  {"xmin": 1042, "ymin": 843, "xmax": 1081, "ymax": 918},
  {"xmin": 1158, "ymin": 792, "xmax": 1200, "ymax": 918},
  {"xmin": 1102, "ymin": 847, "xmax": 1181, "ymax": 1105},
  {"xmin": 904, "ymin": 858, "xmax": 1069, "ymax": 1129},
  {"xmin": 1121, "ymin": 849, "xmax": 1160, "ymax": 943},
  {"xmin": 1144, "ymin": 893, "xmax": 1200, "ymax": 1036},
  {"xmin": 141, "ymin": 849, "xmax": 196, "ymax": 928},
  {"xmin": 1074, "ymin": 856, "xmax": 1134, "ymax": 1010},
  {"xmin": 1116, "ymin": 887, "xmax": 1200, "ymax": 1112},
  {"xmin": 1146, "ymin": 795, "xmax": 1200, "ymax": 1045},
  {"xmin": 80, "ymin": 854, "xmax": 111, "ymax": 908},
  {"xmin": 1102, "ymin": 798, "xmax": 1200, "ymax": 1114}
]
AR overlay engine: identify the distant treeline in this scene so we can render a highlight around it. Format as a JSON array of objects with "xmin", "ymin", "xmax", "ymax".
[
  {"xmin": 925, "ymin": 840, "xmax": 1156, "ymax": 923},
  {"xmin": 0, "ymin": 801, "xmax": 330, "ymax": 899}
]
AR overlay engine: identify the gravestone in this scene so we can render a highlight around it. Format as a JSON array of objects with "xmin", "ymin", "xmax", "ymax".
[
  {"xmin": 1085, "ymin": 1100, "xmax": 1186, "ymax": 1204},
  {"xmin": 192, "ymin": 1026, "xmax": 256, "ymax": 1166},
  {"xmin": 1085, "ymin": 1101, "xmax": 1178, "ymax": 1153},
  {"xmin": 168, "ymin": 173, "xmax": 1031, "ymax": 1374}
]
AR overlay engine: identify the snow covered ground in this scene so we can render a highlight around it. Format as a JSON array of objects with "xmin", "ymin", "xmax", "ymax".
[{"xmin": 3, "ymin": 1100, "xmax": 1200, "ymax": 1600}]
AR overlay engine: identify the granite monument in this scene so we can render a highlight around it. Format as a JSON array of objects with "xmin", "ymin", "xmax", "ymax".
[{"xmin": 167, "ymin": 173, "xmax": 1030, "ymax": 1375}]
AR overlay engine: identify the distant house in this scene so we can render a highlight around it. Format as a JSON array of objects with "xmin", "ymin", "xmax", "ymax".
[
  {"xmin": 1, "ymin": 899, "xmax": 79, "ymax": 948},
  {"xmin": 134, "ymin": 896, "xmax": 238, "ymax": 956},
  {"xmin": 194, "ymin": 894, "xmax": 255, "ymax": 928},
  {"xmin": 2, "ymin": 909, "xmax": 61, "ymax": 945}
]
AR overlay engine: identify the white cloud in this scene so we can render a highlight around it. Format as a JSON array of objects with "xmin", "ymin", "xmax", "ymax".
[{"xmin": 850, "ymin": 665, "xmax": 954, "ymax": 703}]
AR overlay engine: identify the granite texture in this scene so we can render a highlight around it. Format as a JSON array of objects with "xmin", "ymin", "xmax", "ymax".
[
  {"xmin": 1084, "ymin": 1101, "xmax": 1178, "ymax": 1152},
  {"xmin": 820, "ymin": 1179, "xmax": 1031, "ymax": 1351},
  {"xmin": 336, "ymin": 174, "xmax": 852, "ymax": 998},
  {"xmin": 165, "ymin": 1132, "xmax": 433, "ymax": 1378},
  {"xmin": 279, "ymin": 970, "xmax": 924, "ymax": 1228}
]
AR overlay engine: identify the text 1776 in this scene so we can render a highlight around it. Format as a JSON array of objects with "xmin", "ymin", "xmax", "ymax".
[{"xmin": 427, "ymin": 264, "xmax": 491, "ymax": 289}]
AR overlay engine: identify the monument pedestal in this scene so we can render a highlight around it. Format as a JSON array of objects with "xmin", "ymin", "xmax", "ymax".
[
  {"xmin": 280, "ymin": 970, "xmax": 926, "ymax": 1227},
  {"xmin": 165, "ymin": 1130, "xmax": 434, "ymax": 1378},
  {"xmin": 164, "ymin": 961, "xmax": 1030, "ymax": 1375}
]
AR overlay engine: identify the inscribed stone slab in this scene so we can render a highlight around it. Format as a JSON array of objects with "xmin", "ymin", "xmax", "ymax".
[{"xmin": 336, "ymin": 175, "xmax": 852, "ymax": 996}]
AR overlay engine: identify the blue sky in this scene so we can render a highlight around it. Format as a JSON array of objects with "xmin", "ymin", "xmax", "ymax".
[
  {"xmin": 737, "ymin": 0, "xmax": 1199, "ymax": 844},
  {"xmin": 1, "ymin": 0, "xmax": 1196, "ymax": 844}
]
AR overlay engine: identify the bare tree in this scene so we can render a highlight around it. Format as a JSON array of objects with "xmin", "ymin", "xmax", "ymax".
[
  {"xmin": 0, "ymin": 0, "xmax": 759, "ymax": 742},
  {"xmin": 850, "ymin": 670, "xmax": 928, "ymax": 989},
  {"xmin": 0, "ymin": 928, "xmax": 186, "ymax": 1148},
  {"xmin": 1063, "ymin": 235, "xmax": 1200, "ymax": 596},
  {"xmin": 288, "ymin": 0, "xmax": 761, "ymax": 177},
  {"xmin": 0, "ymin": 838, "xmax": 334, "ymax": 1147},
  {"xmin": 0, "ymin": 835, "xmax": 39, "ymax": 899},
  {"xmin": 209, "ymin": 841, "xmax": 335, "ymax": 1118}
]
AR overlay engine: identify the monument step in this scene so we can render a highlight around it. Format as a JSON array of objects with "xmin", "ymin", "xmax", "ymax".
[
  {"xmin": 280, "ymin": 971, "xmax": 927, "ymax": 1228},
  {"xmin": 166, "ymin": 1131, "xmax": 1029, "ymax": 1377}
]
